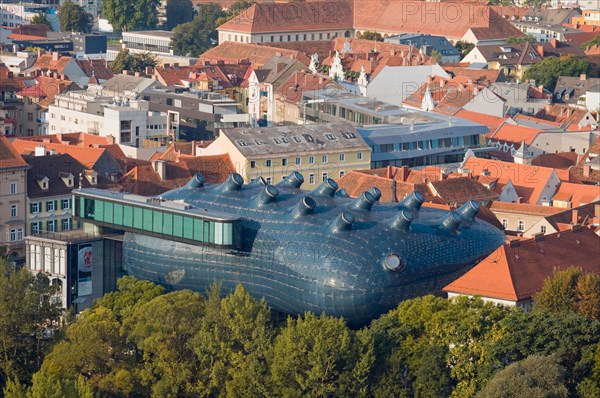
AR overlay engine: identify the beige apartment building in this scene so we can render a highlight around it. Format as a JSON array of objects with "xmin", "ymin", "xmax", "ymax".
[
  {"xmin": 0, "ymin": 134, "xmax": 29, "ymax": 264},
  {"xmin": 197, "ymin": 123, "xmax": 371, "ymax": 186}
]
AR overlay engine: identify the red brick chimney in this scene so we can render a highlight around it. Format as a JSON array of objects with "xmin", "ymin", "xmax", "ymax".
[
  {"xmin": 550, "ymin": 39, "xmax": 558, "ymax": 49},
  {"xmin": 537, "ymin": 45, "xmax": 544, "ymax": 57},
  {"xmin": 572, "ymin": 209, "xmax": 579, "ymax": 225},
  {"xmin": 386, "ymin": 165, "xmax": 393, "ymax": 179},
  {"xmin": 583, "ymin": 164, "xmax": 591, "ymax": 178}
]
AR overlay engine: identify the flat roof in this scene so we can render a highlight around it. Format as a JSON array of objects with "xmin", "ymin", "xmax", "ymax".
[
  {"xmin": 124, "ymin": 30, "xmax": 175, "ymax": 39},
  {"xmin": 74, "ymin": 188, "xmax": 241, "ymax": 222}
]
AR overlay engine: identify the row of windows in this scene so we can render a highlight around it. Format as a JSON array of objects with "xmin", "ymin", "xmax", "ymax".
[
  {"xmin": 30, "ymin": 199, "xmax": 71, "ymax": 214},
  {"xmin": 501, "ymin": 218, "xmax": 543, "ymax": 234},
  {"xmin": 30, "ymin": 219, "xmax": 71, "ymax": 234},
  {"xmin": 29, "ymin": 245, "xmax": 67, "ymax": 276},
  {"xmin": 225, "ymin": 31, "xmax": 349, "ymax": 44},
  {"xmin": 249, "ymin": 152, "xmax": 363, "ymax": 169},
  {"xmin": 7, "ymin": 228, "xmax": 23, "ymax": 242},
  {"xmin": 372, "ymin": 136, "xmax": 480, "ymax": 154},
  {"xmin": 78, "ymin": 197, "xmax": 238, "ymax": 246}
]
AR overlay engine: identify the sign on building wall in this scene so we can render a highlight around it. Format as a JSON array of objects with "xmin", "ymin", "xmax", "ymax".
[{"xmin": 77, "ymin": 244, "xmax": 93, "ymax": 296}]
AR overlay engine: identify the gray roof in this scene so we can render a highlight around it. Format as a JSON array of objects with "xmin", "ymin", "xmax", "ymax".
[
  {"xmin": 101, "ymin": 74, "xmax": 163, "ymax": 98},
  {"xmin": 221, "ymin": 123, "xmax": 370, "ymax": 158},
  {"xmin": 523, "ymin": 8, "xmax": 581, "ymax": 25},
  {"xmin": 554, "ymin": 76, "xmax": 600, "ymax": 104},
  {"xmin": 384, "ymin": 34, "xmax": 460, "ymax": 57}
]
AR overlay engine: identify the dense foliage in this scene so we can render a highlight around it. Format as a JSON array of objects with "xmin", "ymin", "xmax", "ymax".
[
  {"xmin": 523, "ymin": 55, "xmax": 591, "ymax": 91},
  {"xmin": 581, "ymin": 35, "xmax": 600, "ymax": 51},
  {"xmin": 506, "ymin": 35, "xmax": 537, "ymax": 44},
  {"xmin": 58, "ymin": 2, "xmax": 93, "ymax": 33},
  {"xmin": 1, "ymin": 264, "xmax": 599, "ymax": 397},
  {"xmin": 165, "ymin": 0, "xmax": 195, "ymax": 31},
  {"xmin": 30, "ymin": 13, "xmax": 52, "ymax": 31},
  {"xmin": 110, "ymin": 49, "xmax": 157, "ymax": 74},
  {"xmin": 357, "ymin": 31, "xmax": 384, "ymax": 42},
  {"xmin": 215, "ymin": 0, "xmax": 253, "ymax": 27},
  {"xmin": 101, "ymin": 0, "xmax": 160, "ymax": 32},
  {"xmin": 455, "ymin": 41, "xmax": 475, "ymax": 58},
  {"xmin": 172, "ymin": 3, "xmax": 226, "ymax": 57}
]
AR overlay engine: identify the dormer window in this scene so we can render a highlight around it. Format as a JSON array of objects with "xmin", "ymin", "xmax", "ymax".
[
  {"xmin": 37, "ymin": 176, "xmax": 49, "ymax": 190},
  {"xmin": 60, "ymin": 173, "xmax": 74, "ymax": 188},
  {"xmin": 84, "ymin": 170, "xmax": 98, "ymax": 186}
]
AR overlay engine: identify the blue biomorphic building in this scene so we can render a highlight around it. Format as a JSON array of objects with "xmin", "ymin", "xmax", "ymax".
[{"xmin": 74, "ymin": 172, "xmax": 505, "ymax": 324}]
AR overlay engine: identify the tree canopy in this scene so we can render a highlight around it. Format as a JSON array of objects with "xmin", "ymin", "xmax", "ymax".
[
  {"xmin": 215, "ymin": 0, "xmax": 253, "ymax": 26},
  {"xmin": 506, "ymin": 35, "xmax": 536, "ymax": 44},
  {"xmin": 455, "ymin": 40, "xmax": 475, "ymax": 58},
  {"xmin": 110, "ymin": 49, "xmax": 157, "ymax": 74},
  {"xmin": 172, "ymin": 3, "xmax": 225, "ymax": 57},
  {"xmin": 165, "ymin": 0, "xmax": 195, "ymax": 31},
  {"xmin": 2, "ymin": 271, "xmax": 599, "ymax": 397},
  {"xmin": 357, "ymin": 31, "xmax": 384, "ymax": 42},
  {"xmin": 101, "ymin": 0, "xmax": 160, "ymax": 32},
  {"xmin": 58, "ymin": 2, "xmax": 93, "ymax": 33},
  {"xmin": 523, "ymin": 55, "xmax": 590, "ymax": 91},
  {"xmin": 582, "ymin": 35, "xmax": 600, "ymax": 51},
  {"xmin": 31, "ymin": 13, "xmax": 53, "ymax": 31}
]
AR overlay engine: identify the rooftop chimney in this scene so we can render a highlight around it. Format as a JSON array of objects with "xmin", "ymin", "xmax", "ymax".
[
  {"xmin": 52, "ymin": 51, "xmax": 59, "ymax": 61},
  {"xmin": 34, "ymin": 145, "xmax": 46, "ymax": 157},
  {"xmin": 152, "ymin": 160, "xmax": 167, "ymax": 181},
  {"xmin": 134, "ymin": 72, "xmax": 141, "ymax": 77},
  {"xmin": 580, "ymin": 73, "xmax": 587, "ymax": 80},
  {"xmin": 572, "ymin": 209, "xmax": 579, "ymax": 225},
  {"xmin": 533, "ymin": 233, "xmax": 545, "ymax": 242},
  {"xmin": 583, "ymin": 164, "xmax": 591, "ymax": 178},
  {"xmin": 509, "ymin": 239, "xmax": 520, "ymax": 248},
  {"xmin": 537, "ymin": 45, "xmax": 544, "ymax": 57},
  {"xmin": 550, "ymin": 38, "xmax": 558, "ymax": 49}
]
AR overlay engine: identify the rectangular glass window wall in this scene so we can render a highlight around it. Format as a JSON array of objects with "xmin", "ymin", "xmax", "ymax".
[{"xmin": 77, "ymin": 196, "xmax": 237, "ymax": 246}]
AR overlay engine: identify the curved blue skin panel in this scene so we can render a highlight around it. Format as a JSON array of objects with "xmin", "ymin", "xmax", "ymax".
[{"xmin": 123, "ymin": 174, "xmax": 505, "ymax": 325}]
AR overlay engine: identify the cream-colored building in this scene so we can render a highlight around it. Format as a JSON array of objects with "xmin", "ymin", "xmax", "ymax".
[
  {"xmin": 0, "ymin": 135, "xmax": 29, "ymax": 264},
  {"xmin": 197, "ymin": 123, "xmax": 371, "ymax": 186}
]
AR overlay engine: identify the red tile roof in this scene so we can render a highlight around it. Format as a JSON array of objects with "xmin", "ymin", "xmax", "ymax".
[
  {"xmin": 354, "ymin": 1, "xmax": 520, "ymax": 40},
  {"xmin": 534, "ymin": 104, "xmax": 598, "ymax": 131},
  {"xmin": 10, "ymin": 139, "xmax": 107, "ymax": 169},
  {"xmin": 276, "ymin": 70, "xmax": 337, "ymax": 103},
  {"xmin": 489, "ymin": 201, "xmax": 566, "ymax": 216},
  {"xmin": 7, "ymin": 33, "xmax": 47, "ymax": 41},
  {"xmin": 17, "ymin": 75, "xmax": 73, "ymax": 108},
  {"xmin": 218, "ymin": 2, "xmax": 354, "ymax": 34},
  {"xmin": 429, "ymin": 177, "xmax": 499, "ymax": 204},
  {"xmin": 76, "ymin": 58, "xmax": 114, "ymax": 81},
  {"xmin": 31, "ymin": 53, "xmax": 74, "ymax": 74},
  {"xmin": 462, "ymin": 157, "xmax": 561, "ymax": 204},
  {"xmin": 444, "ymin": 227, "xmax": 600, "ymax": 301},
  {"xmin": 487, "ymin": 123, "xmax": 542, "ymax": 146},
  {"xmin": 552, "ymin": 182, "xmax": 600, "ymax": 208},
  {"xmin": 0, "ymin": 135, "xmax": 28, "ymax": 169},
  {"xmin": 442, "ymin": 66, "xmax": 504, "ymax": 85},
  {"xmin": 199, "ymin": 42, "xmax": 311, "ymax": 68},
  {"xmin": 455, "ymin": 109, "xmax": 507, "ymax": 132},
  {"xmin": 403, "ymin": 78, "xmax": 485, "ymax": 115},
  {"xmin": 531, "ymin": 152, "xmax": 579, "ymax": 170}
]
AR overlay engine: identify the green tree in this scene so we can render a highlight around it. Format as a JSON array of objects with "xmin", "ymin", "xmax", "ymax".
[
  {"xmin": 58, "ymin": 1, "xmax": 93, "ymax": 33},
  {"xmin": 110, "ymin": 49, "xmax": 157, "ymax": 74},
  {"xmin": 488, "ymin": 309, "xmax": 600, "ymax": 394},
  {"xmin": 215, "ymin": 0, "xmax": 252, "ymax": 26},
  {"xmin": 524, "ymin": 0, "xmax": 551, "ymax": 9},
  {"xmin": 357, "ymin": 31, "xmax": 384, "ymax": 42},
  {"xmin": 190, "ymin": 284, "xmax": 274, "ymax": 397},
  {"xmin": 582, "ymin": 35, "xmax": 600, "ymax": 50},
  {"xmin": 523, "ymin": 55, "xmax": 590, "ymax": 91},
  {"xmin": 534, "ymin": 267, "xmax": 600, "ymax": 320},
  {"xmin": 577, "ymin": 342, "xmax": 600, "ymax": 398},
  {"xmin": 31, "ymin": 13, "xmax": 52, "ymax": 31},
  {"xmin": 455, "ymin": 41, "xmax": 475, "ymax": 58},
  {"xmin": 102, "ymin": 0, "xmax": 160, "ymax": 32},
  {"xmin": 3, "ymin": 378, "xmax": 27, "ymax": 398},
  {"xmin": 477, "ymin": 355, "xmax": 568, "ymax": 398},
  {"xmin": 0, "ymin": 260, "xmax": 63, "ymax": 390},
  {"xmin": 270, "ymin": 312, "xmax": 374, "ymax": 398},
  {"xmin": 172, "ymin": 3, "xmax": 225, "ymax": 56},
  {"xmin": 125, "ymin": 290, "xmax": 205, "ymax": 397},
  {"xmin": 506, "ymin": 35, "xmax": 536, "ymax": 44},
  {"xmin": 95, "ymin": 275, "xmax": 165, "ymax": 321},
  {"xmin": 430, "ymin": 49, "xmax": 442, "ymax": 64},
  {"xmin": 413, "ymin": 345, "xmax": 452, "ymax": 398},
  {"xmin": 165, "ymin": 0, "xmax": 194, "ymax": 30}
]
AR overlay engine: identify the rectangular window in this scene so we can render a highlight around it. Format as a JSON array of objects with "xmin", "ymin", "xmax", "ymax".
[
  {"xmin": 9, "ymin": 229, "xmax": 16, "ymax": 242},
  {"xmin": 10, "ymin": 182, "xmax": 17, "ymax": 194},
  {"xmin": 339, "ymin": 170, "xmax": 345, "ymax": 177},
  {"xmin": 265, "ymin": 159, "xmax": 272, "ymax": 167},
  {"xmin": 282, "ymin": 158, "xmax": 288, "ymax": 166},
  {"xmin": 502, "ymin": 219, "xmax": 508, "ymax": 229},
  {"xmin": 10, "ymin": 204, "xmax": 17, "ymax": 218},
  {"xmin": 322, "ymin": 155, "xmax": 328, "ymax": 163},
  {"xmin": 62, "ymin": 218, "xmax": 71, "ymax": 231},
  {"xmin": 295, "ymin": 157, "xmax": 301, "ymax": 165},
  {"xmin": 61, "ymin": 199, "xmax": 70, "ymax": 210},
  {"xmin": 30, "ymin": 202, "xmax": 40, "ymax": 214},
  {"xmin": 339, "ymin": 153, "xmax": 345, "ymax": 162},
  {"xmin": 46, "ymin": 220, "xmax": 56, "ymax": 232},
  {"xmin": 266, "ymin": 177, "xmax": 272, "ymax": 185},
  {"xmin": 309, "ymin": 156, "xmax": 315, "ymax": 164},
  {"xmin": 46, "ymin": 200, "xmax": 57, "ymax": 212},
  {"xmin": 540, "ymin": 225, "xmax": 546, "ymax": 234},
  {"xmin": 309, "ymin": 173, "xmax": 315, "ymax": 184},
  {"xmin": 17, "ymin": 228, "xmax": 22, "ymax": 241},
  {"xmin": 517, "ymin": 220, "xmax": 525, "ymax": 232},
  {"xmin": 357, "ymin": 152, "xmax": 363, "ymax": 160},
  {"xmin": 31, "ymin": 222, "xmax": 41, "ymax": 235},
  {"xmin": 250, "ymin": 160, "xmax": 256, "ymax": 169},
  {"xmin": 322, "ymin": 172, "xmax": 328, "ymax": 182}
]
